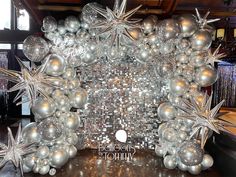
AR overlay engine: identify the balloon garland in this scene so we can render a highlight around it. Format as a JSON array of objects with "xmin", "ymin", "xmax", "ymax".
[{"xmin": 0, "ymin": 0, "xmax": 235, "ymax": 176}]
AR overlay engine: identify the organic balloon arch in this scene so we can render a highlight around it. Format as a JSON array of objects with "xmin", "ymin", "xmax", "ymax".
[{"xmin": 0, "ymin": 0, "xmax": 235, "ymax": 176}]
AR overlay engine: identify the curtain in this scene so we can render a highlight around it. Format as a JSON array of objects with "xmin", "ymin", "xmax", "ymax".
[{"xmin": 0, "ymin": 51, "xmax": 8, "ymax": 91}]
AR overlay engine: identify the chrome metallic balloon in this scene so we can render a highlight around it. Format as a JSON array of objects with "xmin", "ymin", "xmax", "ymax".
[
  {"xmin": 190, "ymin": 51, "xmax": 207, "ymax": 67},
  {"xmin": 157, "ymin": 102, "xmax": 176, "ymax": 121},
  {"xmin": 163, "ymin": 155, "xmax": 177, "ymax": 169},
  {"xmin": 65, "ymin": 16, "xmax": 80, "ymax": 33},
  {"xmin": 50, "ymin": 146, "xmax": 69, "ymax": 168},
  {"xmin": 32, "ymin": 97, "xmax": 56, "ymax": 118},
  {"xmin": 64, "ymin": 113, "xmax": 80, "ymax": 130},
  {"xmin": 67, "ymin": 132, "xmax": 79, "ymax": 145},
  {"xmin": 55, "ymin": 95, "xmax": 71, "ymax": 112},
  {"xmin": 176, "ymin": 53, "xmax": 189, "ymax": 64},
  {"xmin": 142, "ymin": 16, "xmax": 156, "ymax": 34},
  {"xmin": 57, "ymin": 20, "xmax": 66, "ymax": 35},
  {"xmin": 23, "ymin": 35, "xmax": 49, "ymax": 62},
  {"xmin": 155, "ymin": 146, "xmax": 165, "ymax": 157},
  {"xmin": 196, "ymin": 65, "xmax": 218, "ymax": 87},
  {"xmin": 178, "ymin": 141, "xmax": 204, "ymax": 166},
  {"xmin": 201, "ymin": 154, "xmax": 214, "ymax": 170},
  {"xmin": 45, "ymin": 54, "xmax": 66, "ymax": 76},
  {"xmin": 24, "ymin": 154, "xmax": 37, "ymax": 169},
  {"xmin": 188, "ymin": 164, "xmax": 202, "ymax": 175},
  {"xmin": 178, "ymin": 14, "xmax": 198, "ymax": 37},
  {"xmin": 190, "ymin": 30, "xmax": 212, "ymax": 50},
  {"xmin": 177, "ymin": 161, "xmax": 188, "ymax": 171},
  {"xmin": 127, "ymin": 28, "xmax": 143, "ymax": 41},
  {"xmin": 169, "ymin": 77, "xmax": 189, "ymax": 96},
  {"xmin": 22, "ymin": 122, "xmax": 41, "ymax": 144},
  {"xmin": 36, "ymin": 146, "xmax": 50, "ymax": 159},
  {"xmin": 160, "ymin": 19, "xmax": 180, "ymax": 40},
  {"xmin": 69, "ymin": 88, "xmax": 88, "ymax": 108},
  {"xmin": 63, "ymin": 67, "xmax": 76, "ymax": 79},
  {"xmin": 65, "ymin": 145, "xmax": 77, "ymax": 158},
  {"xmin": 162, "ymin": 127, "xmax": 178, "ymax": 142},
  {"xmin": 42, "ymin": 16, "xmax": 57, "ymax": 33},
  {"xmin": 39, "ymin": 165, "xmax": 50, "ymax": 175}
]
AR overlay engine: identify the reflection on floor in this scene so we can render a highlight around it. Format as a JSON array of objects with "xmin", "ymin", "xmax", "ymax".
[{"xmin": 220, "ymin": 108, "xmax": 236, "ymax": 135}]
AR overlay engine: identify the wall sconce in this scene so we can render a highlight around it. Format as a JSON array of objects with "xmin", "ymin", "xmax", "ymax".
[
  {"xmin": 216, "ymin": 28, "xmax": 225, "ymax": 39},
  {"xmin": 234, "ymin": 28, "xmax": 236, "ymax": 38}
]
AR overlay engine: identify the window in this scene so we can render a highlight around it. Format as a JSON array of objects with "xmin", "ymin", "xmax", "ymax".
[
  {"xmin": 17, "ymin": 44, "xmax": 23, "ymax": 50},
  {"xmin": 0, "ymin": 44, "xmax": 11, "ymax": 50},
  {"xmin": 0, "ymin": 0, "xmax": 11, "ymax": 30},
  {"xmin": 17, "ymin": 9, "xmax": 30, "ymax": 31}
]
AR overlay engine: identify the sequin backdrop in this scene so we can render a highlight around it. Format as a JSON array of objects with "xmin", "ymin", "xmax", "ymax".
[{"xmin": 213, "ymin": 62, "xmax": 236, "ymax": 107}]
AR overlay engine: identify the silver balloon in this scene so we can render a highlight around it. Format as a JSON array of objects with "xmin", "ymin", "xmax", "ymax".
[
  {"xmin": 178, "ymin": 14, "xmax": 198, "ymax": 37},
  {"xmin": 195, "ymin": 65, "xmax": 218, "ymax": 87},
  {"xmin": 169, "ymin": 77, "xmax": 189, "ymax": 96},
  {"xmin": 176, "ymin": 54, "xmax": 189, "ymax": 64},
  {"xmin": 190, "ymin": 51, "xmax": 207, "ymax": 67},
  {"xmin": 50, "ymin": 146, "xmax": 69, "ymax": 168},
  {"xmin": 162, "ymin": 127, "xmax": 178, "ymax": 142},
  {"xmin": 68, "ymin": 79, "xmax": 80, "ymax": 90},
  {"xmin": 55, "ymin": 95, "xmax": 71, "ymax": 112},
  {"xmin": 32, "ymin": 97, "xmax": 56, "ymax": 118},
  {"xmin": 155, "ymin": 145, "xmax": 165, "ymax": 157},
  {"xmin": 67, "ymin": 132, "xmax": 79, "ymax": 145},
  {"xmin": 160, "ymin": 62, "xmax": 174, "ymax": 77},
  {"xmin": 157, "ymin": 102, "xmax": 176, "ymax": 121},
  {"xmin": 201, "ymin": 154, "xmax": 214, "ymax": 170},
  {"xmin": 127, "ymin": 28, "xmax": 143, "ymax": 41},
  {"xmin": 23, "ymin": 163, "xmax": 32, "ymax": 173},
  {"xmin": 24, "ymin": 155, "xmax": 37, "ymax": 169},
  {"xmin": 163, "ymin": 155, "xmax": 177, "ymax": 169},
  {"xmin": 57, "ymin": 20, "xmax": 66, "ymax": 35},
  {"xmin": 23, "ymin": 35, "xmax": 49, "ymax": 62},
  {"xmin": 81, "ymin": 52, "xmax": 96, "ymax": 64},
  {"xmin": 63, "ymin": 113, "xmax": 80, "ymax": 130},
  {"xmin": 69, "ymin": 88, "xmax": 88, "ymax": 108},
  {"xmin": 160, "ymin": 19, "xmax": 180, "ymax": 40},
  {"xmin": 39, "ymin": 165, "xmax": 50, "ymax": 175},
  {"xmin": 159, "ymin": 40, "xmax": 174, "ymax": 55},
  {"xmin": 36, "ymin": 146, "xmax": 50, "ymax": 159},
  {"xmin": 65, "ymin": 16, "xmax": 80, "ymax": 33},
  {"xmin": 190, "ymin": 30, "xmax": 212, "ymax": 51},
  {"xmin": 188, "ymin": 164, "xmax": 202, "ymax": 175},
  {"xmin": 176, "ymin": 39, "xmax": 190, "ymax": 51},
  {"xmin": 45, "ymin": 54, "xmax": 66, "ymax": 76},
  {"xmin": 142, "ymin": 16, "xmax": 156, "ymax": 34},
  {"xmin": 65, "ymin": 145, "xmax": 77, "ymax": 158},
  {"xmin": 38, "ymin": 118, "xmax": 63, "ymax": 142},
  {"xmin": 178, "ymin": 161, "xmax": 188, "ymax": 171},
  {"xmin": 63, "ymin": 67, "xmax": 76, "ymax": 79},
  {"xmin": 64, "ymin": 32, "xmax": 75, "ymax": 46},
  {"xmin": 178, "ymin": 141, "xmax": 204, "ymax": 166},
  {"xmin": 22, "ymin": 122, "xmax": 41, "ymax": 144},
  {"xmin": 42, "ymin": 16, "xmax": 57, "ymax": 33}
]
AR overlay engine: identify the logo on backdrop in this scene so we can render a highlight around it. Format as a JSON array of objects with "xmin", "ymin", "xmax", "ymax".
[{"xmin": 98, "ymin": 130, "xmax": 136, "ymax": 161}]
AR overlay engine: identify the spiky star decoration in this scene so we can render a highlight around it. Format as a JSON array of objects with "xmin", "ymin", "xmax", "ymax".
[
  {"xmin": 195, "ymin": 8, "xmax": 220, "ymax": 29},
  {"xmin": 206, "ymin": 44, "xmax": 226, "ymax": 66},
  {"xmin": 0, "ymin": 57, "xmax": 61, "ymax": 106},
  {"xmin": 89, "ymin": 0, "xmax": 142, "ymax": 49},
  {"xmin": 178, "ymin": 92, "xmax": 236, "ymax": 148},
  {"xmin": 0, "ymin": 124, "xmax": 36, "ymax": 176}
]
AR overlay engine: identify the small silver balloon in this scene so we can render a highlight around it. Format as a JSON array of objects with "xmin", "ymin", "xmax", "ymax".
[
  {"xmin": 36, "ymin": 146, "xmax": 50, "ymax": 159},
  {"xmin": 160, "ymin": 19, "xmax": 180, "ymax": 40},
  {"xmin": 42, "ymin": 16, "xmax": 57, "ymax": 33},
  {"xmin": 169, "ymin": 77, "xmax": 189, "ymax": 96},
  {"xmin": 162, "ymin": 127, "xmax": 178, "ymax": 142},
  {"xmin": 190, "ymin": 30, "xmax": 212, "ymax": 50},
  {"xmin": 63, "ymin": 67, "xmax": 76, "ymax": 79},
  {"xmin": 176, "ymin": 54, "xmax": 189, "ymax": 64},
  {"xmin": 67, "ymin": 132, "xmax": 79, "ymax": 145},
  {"xmin": 142, "ymin": 16, "xmax": 156, "ymax": 34},
  {"xmin": 22, "ymin": 122, "xmax": 41, "ymax": 144},
  {"xmin": 155, "ymin": 145, "xmax": 165, "ymax": 157},
  {"xmin": 65, "ymin": 145, "xmax": 78, "ymax": 158},
  {"xmin": 65, "ymin": 16, "xmax": 80, "ymax": 33},
  {"xmin": 190, "ymin": 51, "xmax": 207, "ymax": 67},
  {"xmin": 157, "ymin": 102, "xmax": 176, "ymax": 121},
  {"xmin": 55, "ymin": 95, "xmax": 71, "ymax": 112},
  {"xmin": 23, "ymin": 35, "xmax": 49, "ymax": 62},
  {"xmin": 188, "ymin": 164, "xmax": 202, "ymax": 175},
  {"xmin": 24, "ymin": 155, "xmax": 37, "ymax": 169},
  {"xmin": 50, "ymin": 146, "xmax": 69, "ymax": 168},
  {"xmin": 64, "ymin": 113, "xmax": 80, "ymax": 130},
  {"xmin": 178, "ymin": 161, "xmax": 188, "ymax": 171},
  {"xmin": 69, "ymin": 88, "xmax": 88, "ymax": 108},
  {"xmin": 178, "ymin": 141, "xmax": 204, "ymax": 166},
  {"xmin": 32, "ymin": 97, "xmax": 56, "ymax": 118},
  {"xmin": 127, "ymin": 28, "xmax": 143, "ymax": 41},
  {"xmin": 45, "ymin": 54, "xmax": 66, "ymax": 77},
  {"xmin": 163, "ymin": 155, "xmax": 177, "ymax": 169},
  {"xmin": 57, "ymin": 20, "xmax": 66, "ymax": 35},
  {"xmin": 195, "ymin": 65, "xmax": 218, "ymax": 87},
  {"xmin": 201, "ymin": 154, "xmax": 214, "ymax": 170},
  {"xmin": 23, "ymin": 163, "xmax": 32, "ymax": 173},
  {"xmin": 178, "ymin": 14, "xmax": 198, "ymax": 37},
  {"xmin": 39, "ymin": 165, "xmax": 50, "ymax": 175}
]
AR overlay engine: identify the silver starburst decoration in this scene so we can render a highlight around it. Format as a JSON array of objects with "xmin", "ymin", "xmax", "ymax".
[
  {"xmin": 195, "ymin": 8, "xmax": 220, "ymax": 29},
  {"xmin": 89, "ymin": 0, "xmax": 142, "ymax": 49},
  {"xmin": 206, "ymin": 45, "xmax": 226, "ymax": 66},
  {"xmin": 178, "ymin": 92, "xmax": 236, "ymax": 148},
  {"xmin": 0, "ymin": 57, "xmax": 61, "ymax": 106},
  {"xmin": 0, "ymin": 124, "xmax": 36, "ymax": 176}
]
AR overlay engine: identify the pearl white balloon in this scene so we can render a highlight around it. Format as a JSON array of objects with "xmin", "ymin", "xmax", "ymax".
[
  {"xmin": 45, "ymin": 54, "xmax": 66, "ymax": 76},
  {"xmin": 32, "ymin": 97, "xmax": 56, "ymax": 118},
  {"xmin": 169, "ymin": 77, "xmax": 189, "ymax": 96},
  {"xmin": 178, "ymin": 14, "xmax": 198, "ymax": 37},
  {"xmin": 196, "ymin": 65, "xmax": 218, "ymax": 87},
  {"xmin": 201, "ymin": 154, "xmax": 214, "ymax": 170},
  {"xmin": 69, "ymin": 88, "xmax": 88, "ymax": 108},
  {"xmin": 157, "ymin": 102, "xmax": 176, "ymax": 121},
  {"xmin": 50, "ymin": 147, "xmax": 69, "ymax": 168},
  {"xmin": 64, "ymin": 113, "xmax": 80, "ymax": 130},
  {"xmin": 188, "ymin": 164, "xmax": 202, "ymax": 175},
  {"xmin": 163, "ymin": 155, "xmax": 177, "ymax": 169},
  {"xmin": 36, "ymin": 146, "xmax": 50, "ymax": 159},
  {"xmin": 22, "ymin": 122, "xmax": 41, "ymax": 144},
  {"xmin": 191, "ymin": 30, "xmax": 212, "ymax": 50}
]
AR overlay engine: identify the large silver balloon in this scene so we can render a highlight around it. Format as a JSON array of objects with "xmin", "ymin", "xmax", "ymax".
[
  {"xmin": 195, "ymin": 65, "xmax": 218, "ymax": 87},
  {"xmin": 157, "ymin": 102, "xmax": 176, "ymax": 121},
  {"xmin": 69, "ymin": 88, "xmax": 88, "ymax": 108},
  {"xmin": 42, "ymin": 16, "xmax": 57, "ymax": 33},
  {"xmin": 36, "ymin": 146, "xmax": 50, "ymax": 159},
  {"xmin": 45, "ymin": 54, "xmax": 66, "ymax": 76},
  {"xmin": 178, "ymin": 14, "xmax": 198, "ymax": 37},
  {"xmin": 22, "ymin": 122, "xmax": 41, "ymax": 144},
  {"xmin": 38, "ymin": 118, "xmax": 63, "ymax": 142},
  {"xmin": 178, "ymin": 141, "xmax": 204, "ymax": 166},
  {"xmin": 169, "ymin": 77, "xmax": 189, "ymax": 96},
  {"xmin": 160, "ymin": 19, "xmax": 180, "ymax": 40},
  {"xmin": 50, "ymin": 146, "xmax": 69, "ymax": 168},
  {"xmin": 190, "ymin": 30, "xmax": 212, "ymax": 51},
  {"xmin": 163, "ymin": 155, "xmax": 177, "ymax": 169},
  {"xmin": 65, "ymin": 16, "xmax": 80, "ymax": 33},
  {"xmin": 32, "ymin": 97, "xmax": 56, "ymax": 118},
  {"xmin": 23, "ymin": 35, "xmax": 49, "ymax": 62},
  {"xmin": 201, "ymin": 154, "xmax": 214, "ymax": 170}
]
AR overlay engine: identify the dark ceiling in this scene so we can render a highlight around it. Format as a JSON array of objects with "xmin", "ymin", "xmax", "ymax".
[{"xmin": 20, "ymin": 0, "xmax": 236, "ymax": 27}]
